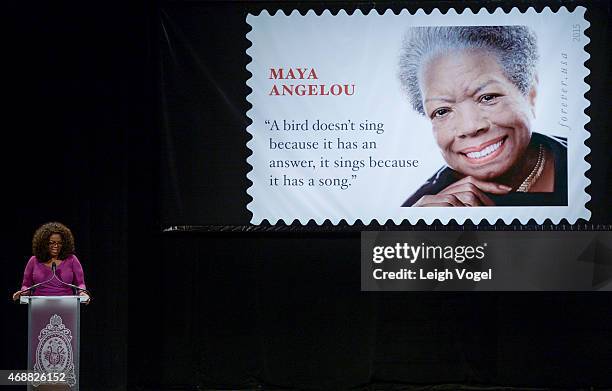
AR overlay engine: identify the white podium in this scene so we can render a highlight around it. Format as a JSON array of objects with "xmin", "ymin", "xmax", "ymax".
[{"xmin": 20, "ymin": 296, "xmax": 88, "ymax": 390}]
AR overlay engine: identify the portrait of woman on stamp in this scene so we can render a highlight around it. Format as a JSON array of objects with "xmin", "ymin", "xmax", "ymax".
[{"xmin": 399, "ymin": 26, "xmax": 567, "ymax": 207}]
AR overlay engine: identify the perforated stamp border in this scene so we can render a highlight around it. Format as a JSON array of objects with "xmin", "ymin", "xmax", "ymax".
[{"xmin": 245, "ymin": 7, "xmax": 591, "ymax": 226}]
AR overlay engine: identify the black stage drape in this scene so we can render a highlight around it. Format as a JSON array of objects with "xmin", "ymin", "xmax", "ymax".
[
  {"xmin": 3, "ymin": 1, "xmax": 612, "ymax": 391},
  {"xmin": 2, "ymin": 2, "xmax": 141, "ymax": 390},
  {"xmin": 130, "ymin": 233, "xmax": 612, "ymax": 390},
  {"xmin": 157, "ymin": 0, "xmax": 612, "ymax": 227}
]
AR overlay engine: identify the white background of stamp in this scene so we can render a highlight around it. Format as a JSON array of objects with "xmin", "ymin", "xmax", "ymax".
[{"xmin": 246, "ymin": 7, "xmax": 590, "ymax": 224}]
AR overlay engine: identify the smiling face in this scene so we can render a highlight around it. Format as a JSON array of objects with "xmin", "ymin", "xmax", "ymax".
[
  {"xmin": 421, "ymin": 49, "xmax": 536, "ymax": 180},
  {"xmin": 48, "ymin": 233, "xmax": 63, "ymax": 258}
]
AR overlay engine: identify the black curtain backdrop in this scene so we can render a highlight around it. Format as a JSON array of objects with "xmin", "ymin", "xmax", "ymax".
[
  {"xmin": 3, "ymin": 1, "xmax": 141, "ymax": 390},
  {"xmin": 159, "ymin": 0, "xmax": 612, "ymax": 227},
  {"xmin": 2, "ymin": 1, "xmax": 611, "ymax": 391}
]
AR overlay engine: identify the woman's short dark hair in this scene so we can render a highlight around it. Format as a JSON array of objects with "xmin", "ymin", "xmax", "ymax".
[
  {"xmin": 32, "ymin": 222, "xmax": 76, "ymax": 261},
  {"xmin": 398, "ymin": 25, "xmax": 539, "ymax": 115}
]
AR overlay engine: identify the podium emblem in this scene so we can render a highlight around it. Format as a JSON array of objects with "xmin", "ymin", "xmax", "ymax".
[{"xmin": 33, "ymin": 314, "xmax": 77, "ymax": 387}]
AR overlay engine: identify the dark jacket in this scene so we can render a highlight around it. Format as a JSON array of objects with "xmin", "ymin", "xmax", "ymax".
[{"xmin": 402, "ymin": 132, "xmax": 568, "ymax": 207}]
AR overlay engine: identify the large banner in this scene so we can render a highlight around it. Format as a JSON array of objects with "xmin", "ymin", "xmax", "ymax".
[{"xmin": 245, "ymin": 7, "xmax": 590, "ymax": 225}]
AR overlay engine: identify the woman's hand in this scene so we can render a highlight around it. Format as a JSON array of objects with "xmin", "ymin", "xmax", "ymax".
[
  {"xmin": 413, "ymin": 176, "xmax": 512, "ymax": 207},
  {"xmin": 12, "ymin": 290, "xmax": 25, "ymax": 301},
  {"xmin": 79, "ymin": 291, "xmax": 91, "ymax": 305}
]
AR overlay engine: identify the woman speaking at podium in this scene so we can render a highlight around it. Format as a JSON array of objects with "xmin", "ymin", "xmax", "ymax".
[{"xmin": 12, "ymin": 222, "xmax": 89, "ymax": 302}]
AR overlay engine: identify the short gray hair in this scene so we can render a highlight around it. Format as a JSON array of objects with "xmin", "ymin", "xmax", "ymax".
[{"xmin": 398, "ymin": 26, "xmax": 539, "ymax": 115}]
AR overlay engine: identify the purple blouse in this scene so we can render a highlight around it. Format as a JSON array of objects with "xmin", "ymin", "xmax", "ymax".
[{"xmin": 20, "ymin": 255, "xmax": 86, "ymax": 296}]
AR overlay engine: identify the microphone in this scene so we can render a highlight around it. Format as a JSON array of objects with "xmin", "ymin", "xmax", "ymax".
[
  {"xmin": 16, "ymin": 262, "xmax": 57, "ymax": 298},
  {"xmin": 17, "ymin": 280, "xmax": 46, "ymax": 295},
  {"xmin": 16, "ymin": 260, "xmax": 92, "ymax": 303},
  {"xmin": 50, "ymin": 262, "xmax": 92, "ymax": 300}
]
